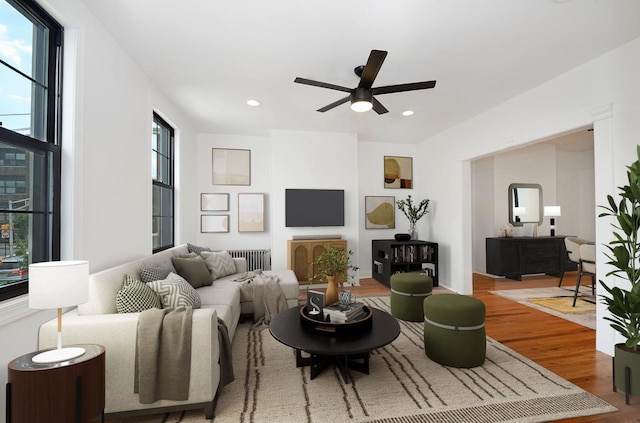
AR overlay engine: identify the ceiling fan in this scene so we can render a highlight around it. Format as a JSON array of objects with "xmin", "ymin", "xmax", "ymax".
[{"xmin": 294, "ymin": 49, "xmax": 436, "ymax": 114}]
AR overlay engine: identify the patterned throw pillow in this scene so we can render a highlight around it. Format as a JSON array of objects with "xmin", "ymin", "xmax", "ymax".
[
  {"xmin": 148, "ymin": 273, "xmax": 202, "ymax": 309},
  {"xmin": 116, "ymin": 275, "xmax": 162, "ymax": 313},
  {"xmin": 201, "ymin": 250, "xmax": 237, "ymax": 280},
  {"xmin": 139, "ymin": 261, "xmax": 175, "ymax": 283},
  {"xmin": 187, "ymin": 243, "xmax": 211, "ymax": 255},
  {"xmin": 171, "ymin": 256, "xmax": 212, "ymax": 288}
]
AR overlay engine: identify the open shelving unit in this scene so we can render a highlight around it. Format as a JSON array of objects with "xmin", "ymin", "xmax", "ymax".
[{"xmin": 371, "ymin": 239, "xmax": 439, "ymax": 287}]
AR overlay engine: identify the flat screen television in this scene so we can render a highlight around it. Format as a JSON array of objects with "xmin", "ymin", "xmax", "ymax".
[{"xmin": 285, "ymin": 189, "xmax": 345, "ymax": 227}]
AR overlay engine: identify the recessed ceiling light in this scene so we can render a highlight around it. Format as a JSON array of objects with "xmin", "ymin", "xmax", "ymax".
[
  {"xmin": 402, "ymin": 110, "xmax": 414, "ymax": 116},
  {"xmin": 246, "ymin": 99, "xmax": 261, "ymax": 107}
]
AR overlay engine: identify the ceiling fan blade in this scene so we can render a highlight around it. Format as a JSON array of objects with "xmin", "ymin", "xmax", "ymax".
[
  {"xmin": 358, "ymin": 50, "xmax": 388, "ymax": 89},
  {"xmin": 372, "ymin": 80, "xmax": 436, "ymax": 95},
  {"xmin": 294, "ymin": 77, "xmax": 352, "ymax": 93},
  {"xmin": 372, "ymin": 97, "xmax": 389, "ymax": 115},
  {"xmin": 317, "ymin": 95, "xmax": 351, "ymax": 112}
]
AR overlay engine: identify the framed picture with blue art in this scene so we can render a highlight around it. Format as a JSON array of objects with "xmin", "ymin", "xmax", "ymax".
[
  {"xmin": 384, "ymin": 156, "xmax": 413, "ymax": 188},
  {"xmin": 365, "ymin": 196, "xmax": 395, "ymax": 229}
]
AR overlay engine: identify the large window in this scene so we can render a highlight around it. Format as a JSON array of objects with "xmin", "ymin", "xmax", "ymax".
[
  {"xmin": 152, "ymin": 113, "xmax": 174, "ymax": 252},
  {"xmin": 0, "ymin": 0, "xmax": 62, "ymax": 301}
]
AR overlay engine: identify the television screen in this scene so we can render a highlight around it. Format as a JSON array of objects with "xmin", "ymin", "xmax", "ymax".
[{"xmin": 285, "ymin": 189, "xmax": 345, "ymax": 227}]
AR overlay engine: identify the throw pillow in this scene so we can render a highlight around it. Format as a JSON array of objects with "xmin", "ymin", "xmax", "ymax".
[
  {"xmin": 171, "ymin": 256, "xmax": 212, "ymax": 288},
  {"xmin": 116, "ymin": 274, "xmax": 162, "ymax": 313},
  {"xmin": 187, "ymin": 243, "xmax": 212, "ymax": 255},
  {"xmin": 176, "ymin": 252, "xmax": 199, "ymax": 259},
  {"xmin": 201, "ymin": 250, "xmax": 237, "ymax": 280},
  {"xmin": 148, "ymin": 273, "xmax": 202, "ymax": 309},
  {"xmin": 139, "ymin": 261, "xmax": 176, "ymax": 283}
]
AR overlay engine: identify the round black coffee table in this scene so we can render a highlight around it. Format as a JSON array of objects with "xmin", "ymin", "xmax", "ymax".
[{"xmin": 269, "ymin": 306, "xmax": 400, "ymax": 383}]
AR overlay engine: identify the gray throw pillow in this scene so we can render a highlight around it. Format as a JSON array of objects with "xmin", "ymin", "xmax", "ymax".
[
  {"xmin": 148, "ymin": 273, "xmax": 202, "ymax": 309},
  {"xmin": 116, "ymin": 275, "xmax": 162, "ymax": 313},
  {"xmin": 171, "ymin": 256, "xmax": 212, "ymax": 288},
  {"xmin": 139, "ymin": 261, "xmax": 176, "ymax": 283},
  {"xmin": 187, "ymin": 243, "xmax": 212, "ymax": 255},
  {"xmin": 201, "ymin": 250, "xmax": 237, "ymax": 280}
]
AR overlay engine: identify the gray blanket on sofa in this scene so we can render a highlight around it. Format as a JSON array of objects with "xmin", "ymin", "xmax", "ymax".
[
  {"xmin": 234, "ymin": 269, "xmax": 288, "ymax": 330},
  {"xmin": 135, "ymin": 307, "xmax": 192, "ymax": 403}
]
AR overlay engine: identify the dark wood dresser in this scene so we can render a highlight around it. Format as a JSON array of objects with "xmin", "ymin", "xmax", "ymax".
[{"xmin": 486, "ymin": 236, "xmax": 576, "ymax": 281}]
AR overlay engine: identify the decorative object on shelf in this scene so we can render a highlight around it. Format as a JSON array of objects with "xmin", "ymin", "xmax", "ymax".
[
  {"xmin": 394, "ymin": 233, "xmax": 411, "ymax": 241},
  {"xmin": 384, "ymin": 156, "xmax": 413, "ymax": 189},
  {"xmin": 396, "ymin": 195, "xmax": 430, "ymax": 240},
  {"xmin": 200, "ymin": 193, "xmax": 229, "ymax": 211},
  {"xmin": 339, "ymin": 290, "xmax": 356, "ymax": 307},
  {"xmin": 201, "ymin": 214, "xmax": 229, "ymax": 233},
  {"xmin": 238, "ymin": 193, "xmax": 265, "ymax": 232},
  {"xmin": 365, "ymin": 196, "xmax": 395, "ymax": 229},
  {"xmin": 28, "ymin": 260, "xmax": 89, "ymax": 363},
  {"xmin": 212, "ymin": 148, "xmax": 251, "ymax": 186},
  {"xmin": 544, "ymin": 206, "xmax": 562, "ymax": 236},
  {"xmin": 498, "ymin": 223, "xmax": 515, "ymax": 238},
  {"xmin": 310, "ymin": 245, "xmax": 358, "ymax": 305},
  {"xmin": 598, "ymin": 146, "xmax": 640, "ymax": 404}
]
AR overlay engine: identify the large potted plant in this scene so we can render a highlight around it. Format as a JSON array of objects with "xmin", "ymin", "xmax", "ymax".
[
  {"xmin": 396, "ymin": 195, "xmax": 430, "ymax": 240},
  {"xmin": 310, "ymin": 245, "xmax": 358, "ymax": 305},
  {"xmin": 599, "ymin": 145, "xmax": 640, "ymax": 403}
]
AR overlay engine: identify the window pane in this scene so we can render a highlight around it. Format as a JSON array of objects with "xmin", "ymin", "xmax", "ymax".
[{"xmin": 0, "ymin": 0, "xmax": 50, "ymax": 142}]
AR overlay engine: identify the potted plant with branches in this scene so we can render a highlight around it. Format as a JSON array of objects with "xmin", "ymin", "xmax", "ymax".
[
  {"xmin": 599, "ymin": 145, "xmax": 640, "ymax": 403},
  {"xmin": 396, "ymin": 195, "xmax": 430, "ymax": 240},
  {"xmin": 310, "ymin": 245, "xmax": 358, "ymax": 305}
]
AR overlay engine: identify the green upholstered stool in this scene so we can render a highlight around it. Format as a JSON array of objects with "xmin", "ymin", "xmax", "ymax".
[
  {"xmin": 423, "ymin": 294, "xmax": 486, "ymax": 368},
  {"xmin": 390, "ymin": 273, "xmax": 433, "ymax": 322}
]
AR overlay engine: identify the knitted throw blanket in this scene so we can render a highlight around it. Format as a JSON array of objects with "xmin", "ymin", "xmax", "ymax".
[
  {"xmin": 234, "ymin": 269, "xmax": 288, "ymax": 330},
  {"xmin": 135, "ymin": 307, "xmax": 192, "ymax": 403}
]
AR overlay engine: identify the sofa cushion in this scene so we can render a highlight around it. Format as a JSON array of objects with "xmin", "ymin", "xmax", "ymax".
[
  {"xmin": 139, "ymin": 261, "xmax": 175, "ymax": 283},
  {"xmin": 188, "ymin": 243, "xmax": 212, "ymax": 255},
  {"xmin": 148, "ymin": 273, "xmax": 202, "ymax": 309},
  {"xmin": 201, "ymin": 250, "xmax": 236, "ymax": 280},
  {"xmin": 171, "ymin": 256, "xmax": 212, "ymax": 288},
  {"xmin": 116, "ymin": 275, "xmax": 161, "ymax": 313}
]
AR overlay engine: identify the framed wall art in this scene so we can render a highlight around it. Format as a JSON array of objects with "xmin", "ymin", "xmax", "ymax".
[
  {"xmin": 212, "ymin": 148, "xmax": 251, "ymax": 185},
  {"xmin": 365, "ymin": 196, "xmax": 396, "ymax": 229},
  {"xmin": 384, "ymin": 156, "xmax": 413, "ymax": 189},
  {"xmin": 238, "ymin": 193, "xmax": 265, "ymax": 232},
  {"xmin": 201, "ymin": 215, "xmax": 229, "ymax": 233},
  {"xmin": 200, "ymin": 193, "xmax": 229, "ymax": 211}
]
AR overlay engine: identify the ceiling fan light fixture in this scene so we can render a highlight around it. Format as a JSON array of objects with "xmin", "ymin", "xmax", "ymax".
[{"xmin": 350, "ymin": 88, "xmax": 373, "ymax": 112}]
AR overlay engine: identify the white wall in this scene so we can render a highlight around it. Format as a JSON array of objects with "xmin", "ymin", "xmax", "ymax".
[
  {"xmin": 557, "ymin": 149, "xmax": 595, "ymax": 240},
  {"xmin": 0, "ymin": 1, "xmax": 198, "ymax": 419},
  {"xmin": 422, "ymin": 35, "xmax": 640, "ymax": 355}
]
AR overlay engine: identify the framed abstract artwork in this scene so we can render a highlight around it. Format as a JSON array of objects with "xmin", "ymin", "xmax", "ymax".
[
  {"xmin": 365, "ymin": 196, "xmax": 395, "ymax": 229},
  {"xmin": 212, "ymin": 148, "xmax": 251, "ymax": 185},
  {"xmin": 201, "ymin": 215, "xmax": 229, "ymax": 233},
  {"xmin": 200, "ymin": 193, "xmax": 229, "ymax": 211},
  {"xmin": 384, "ymin": 156, "xmax": 413, "ymax": 189},
  {"xmin": 238, "ymin": 193, "xmax": 265, "ymax": 232}
]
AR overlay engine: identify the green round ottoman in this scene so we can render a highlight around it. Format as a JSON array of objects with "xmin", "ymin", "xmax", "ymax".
[
  {"xmin": 423, "ymin": 294, "xmax": 486, "ymax": 368},
  {"xmin": 390, "ymin": 273, "xmax": 433, "ymax": 322}
]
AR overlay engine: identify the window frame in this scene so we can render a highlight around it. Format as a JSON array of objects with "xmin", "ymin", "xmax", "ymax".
[
  {"xmin": 152, "ymin": 113, "xmax": 175, "ymax": 253},
  {"xmin": 0, "ymin": 0, "xmax": 63, "ymax": 302}
]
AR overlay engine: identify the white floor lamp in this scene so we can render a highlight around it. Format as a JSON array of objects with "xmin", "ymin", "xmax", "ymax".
[{"xmin": 28, "ymin": 260, "xmax": 89, "ymax": 363}]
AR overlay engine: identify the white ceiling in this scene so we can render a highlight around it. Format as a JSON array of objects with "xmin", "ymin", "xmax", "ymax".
[{"xmin": 80, "ymin": 0, "xmax": 640, "ymax": 144}]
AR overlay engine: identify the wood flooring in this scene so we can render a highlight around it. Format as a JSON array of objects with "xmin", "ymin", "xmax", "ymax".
[{"xmin": 315, "ymin": 273, "xmax": 640, "ymax": 423}]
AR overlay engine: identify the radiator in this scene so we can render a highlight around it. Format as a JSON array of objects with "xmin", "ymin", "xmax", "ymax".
[{"xmin": 227, "ymin": 249, "xmax": 272, "ymax": 271}]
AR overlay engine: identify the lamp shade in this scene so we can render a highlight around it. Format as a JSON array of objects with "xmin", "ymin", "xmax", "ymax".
[
  {"xmin": 29, "ymin": 260, "xmax": 89, "ymax": 309},
  {"xmin": 513, "ymin": 206, "xmax": 526, "ymax": 217},
  {"xmin": 544, "ymin": 206, "xmax": 562, "ymax": 217}
]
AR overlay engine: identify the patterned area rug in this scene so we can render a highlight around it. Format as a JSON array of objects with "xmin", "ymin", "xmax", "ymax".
[
  {"xmin": 109, "ymin": 296, "xmax": 615, "ymax": 423},
  {"xmin": 490, "ymin": 286, "xmax": 596, "ymax": 329}
]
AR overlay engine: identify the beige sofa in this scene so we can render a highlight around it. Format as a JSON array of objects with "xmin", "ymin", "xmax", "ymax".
[{"xmin": 37, "ymin": 244, "xmax": 299, "ymax": 418}]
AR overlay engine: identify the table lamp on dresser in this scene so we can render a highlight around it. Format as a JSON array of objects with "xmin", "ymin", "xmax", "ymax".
[{"xmin": 28, "ymin": 260, "xmax": 89, "ymax": 363}]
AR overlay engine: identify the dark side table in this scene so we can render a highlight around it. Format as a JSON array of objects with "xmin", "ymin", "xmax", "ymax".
[{"xmin": 7, "ymin": 344, "xmax": 105, "ymax": 423}]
